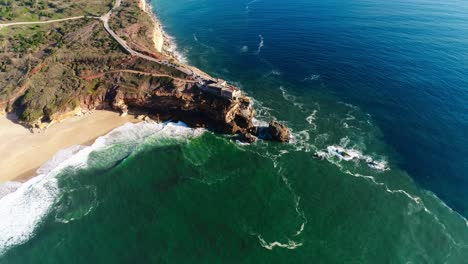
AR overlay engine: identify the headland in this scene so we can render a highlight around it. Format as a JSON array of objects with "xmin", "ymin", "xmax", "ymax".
[{"xmin": 0, "ymin": 0, "xmax": 290, "ymax": 182}]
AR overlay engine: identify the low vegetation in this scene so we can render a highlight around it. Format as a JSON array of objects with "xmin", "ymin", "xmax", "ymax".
[
  {"xmin": 0, "ymin": 0, "xmax": 174, "ymax": 125},
  {"xmin": 0, "ymin": 0, "xmax": 113, "ymax": 22}
]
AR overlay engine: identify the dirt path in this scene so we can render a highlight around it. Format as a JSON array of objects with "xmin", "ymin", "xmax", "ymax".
[{"xmin": 0, "ymin": 16, "xmax": 89, "ymax": 28}]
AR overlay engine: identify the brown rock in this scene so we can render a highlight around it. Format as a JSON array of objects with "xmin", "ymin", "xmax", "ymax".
[
  {"xmin": 268, "ymin": 121, "xmax": 290, "ymax": 143},
  {"xmin": 242, "ymin": 132, "xmax": 257, "ymax": 143}
]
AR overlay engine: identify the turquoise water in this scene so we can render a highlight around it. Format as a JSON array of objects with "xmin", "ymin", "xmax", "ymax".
[{"xmin": 1, "ymin": 0, "xmax": 468, "ymax": 262}]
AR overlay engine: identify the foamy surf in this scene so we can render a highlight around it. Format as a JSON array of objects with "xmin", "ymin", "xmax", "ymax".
[
  {"xmin": 0, "ymin": 121, "xmax": 204, "ymax": 256},
  {"xmin": 257, "ymin": 235, "xmax": 303, "ymax": 250},
  {"xmin": 0, "ymin": 174, "xmax": 58, "ymax": 256},
  {"xmin": 0, "ymin": 182, "xmax": 22, "ymax": 200},
  {"xmin": 315, "ymin": 145, "xmax": 389, "ymax": 171}
]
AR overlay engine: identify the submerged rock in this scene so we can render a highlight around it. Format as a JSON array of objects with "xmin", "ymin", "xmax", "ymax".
[{"xmin": 268, "ymin": 121, "xmax": 291, "ymax": 143}]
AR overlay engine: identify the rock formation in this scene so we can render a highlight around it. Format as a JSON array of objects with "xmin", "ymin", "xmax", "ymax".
[
  {"xmin": 106, "ymin": 76, "xmax": 260, "ymax": 140},
  {"xmin": 268, "ymin": 121, "xmax": 291, "ymax": 143}
]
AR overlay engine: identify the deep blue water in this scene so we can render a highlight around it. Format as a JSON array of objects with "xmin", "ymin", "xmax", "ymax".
[{"xmin": 154, "ymin": 0, "xmax": 468, "ymax": 216}]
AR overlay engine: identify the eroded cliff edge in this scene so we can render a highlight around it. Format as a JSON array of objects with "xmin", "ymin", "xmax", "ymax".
[{"xmin": 0, "ymin": 0, "xmax": 290, "ymax": 142}]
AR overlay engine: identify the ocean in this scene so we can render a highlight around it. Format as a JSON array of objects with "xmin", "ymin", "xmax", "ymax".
[{"xmin": 1, "ymin": 0, "xmax": 468, "ymax": 262}]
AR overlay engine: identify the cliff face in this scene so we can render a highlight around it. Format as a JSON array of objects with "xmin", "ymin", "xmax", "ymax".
[{"xmin": 107, "ymin": 77, "xmax": 257, "ymax": 137}]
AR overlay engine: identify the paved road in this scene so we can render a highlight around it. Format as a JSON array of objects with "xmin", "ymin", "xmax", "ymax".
[
  {"xmin": 0, "ymin": 16, "xmax": 88, "ymax": 28},
  {"xmin": 100, "ymin": 0, "xmax": 199, "ymax": 76},
  {"xmin": 0, "ymin": 0, "xmax": 196, "ymax": 78}
]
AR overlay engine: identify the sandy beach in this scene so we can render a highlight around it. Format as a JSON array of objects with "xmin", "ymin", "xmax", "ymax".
[{"xmin": 0, "ymin": 110, "xmax": 139, "ymax": 183}]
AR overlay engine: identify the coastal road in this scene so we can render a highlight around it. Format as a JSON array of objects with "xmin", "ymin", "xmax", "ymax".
[
  {"xmin": 1, "ymin": 0, "xmax": 208, "ymax": 93},
  {"xmin": 0, "ymin": 0, "xmax": 196, "ymax": 78},
  {"xmin": 100, "ymin": 0, "xmax": 198, "ymax": 77}
]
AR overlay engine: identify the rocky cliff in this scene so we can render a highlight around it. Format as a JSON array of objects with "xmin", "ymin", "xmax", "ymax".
[{"xmin": 104, "ymin": 74, "xmax": 272, "ymax": 141}]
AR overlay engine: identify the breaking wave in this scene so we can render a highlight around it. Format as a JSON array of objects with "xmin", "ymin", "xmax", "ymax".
[
  {"xmin": 0, "ymin": 122, "xmax": 204, "ymax": 256},
  {"xmin": 315, "ymin": 145, "xmax": 389, "ymax": 171}
]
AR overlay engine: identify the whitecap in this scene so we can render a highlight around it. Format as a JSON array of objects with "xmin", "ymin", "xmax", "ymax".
[
  {"xmin": 257, "ymin": 235, "xmax": 303, "ymax": 250},
  {"xmin": 315, "ymin": 145, "xmax": 389, "ymax": 171},
  {"xmin": 302, "ymin": 74, "xmax": 320, "ymax": 81},
  {"xmin": 240, "ymin": 45, "xmax": 249, "ymax": 53},
  {"xmin": 254, "ymin": 34, "xmax": 264, "ymax": 55}
]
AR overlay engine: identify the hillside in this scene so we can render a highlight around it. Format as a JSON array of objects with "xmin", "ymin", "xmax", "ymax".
[{"xmin": 0, "ymin": 0, "xmax": 289, "ymax": 142}]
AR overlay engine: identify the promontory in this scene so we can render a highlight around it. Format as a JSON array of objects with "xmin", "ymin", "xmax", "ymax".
[{"xmin": 0, "ymin": 0, "xmax": 289, "ymax": 142}]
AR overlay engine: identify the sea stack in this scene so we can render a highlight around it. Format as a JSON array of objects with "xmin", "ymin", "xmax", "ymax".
[{"xmin": 268, "ymin": 121, "xmax": 291, "ymax": 143}]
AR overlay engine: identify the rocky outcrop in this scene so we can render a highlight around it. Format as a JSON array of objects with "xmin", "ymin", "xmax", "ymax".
[
  {"xmin": 268, "ymin": 121, "xmax": 291, "ymax": 143},
  {"xmin": 97, "ymin": 74, "xmax": 289, "ymax": 142},
  {"xmin": 106, "ymin": 76, "xmax": 259, "ymax": 139}
]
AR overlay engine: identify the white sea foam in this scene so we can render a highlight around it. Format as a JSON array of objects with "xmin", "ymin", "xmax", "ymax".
[
  {"xmin": 36, "ymin": 145, "xmax": 86, "ymax": 176},
  {"xmin": 315, "ymin": 145, "xmax": 389, "ymax": 171},
  {"xmin": 250, "ymin": 97, "xmax": 274, "ymax": 121},
  {"xmin": 257, "ymin": 235, "xmax": 303, "ymax": 250},
  {"xmin": 0, "ymin": 174, "xmax": 58, "ymax": 256},
  {"xmin": 54, "ymin": 185, "xmax": 98, "ymax": 224},
  {"xmin": 270, "ymin": 70, "xmax": 281, "ymax": 76},
  {"xmin": 164, "ymin": 34, "xmax": 188, "ymax": 63},
  {"xmin": 290, "ymin": 130, "xmax": 313, "ymax": 152},
  {"xmin": 240, "ymin": 45, "xmax": 249, "ymax": 53},
  {"xmin": 255, "ymin": 34, "xmax": 264, "ymax": 55},
  {"xmin": 252, "ymin": 118, "xmax": 269, "ymax": 128},
  {"xmin": 0, "ymin": 182, "xmax": 22, "ymax": 200},
  {"xmin": 302, "ymin": 74, "xmax": 320, "ymax": 81},
  {"xmin": 0, "ymin": 122, "xmax": 204, "ymax": 256},
  {"xmin": 343, "ymin": 170, "xmax": 468, "ymax": 250},
  {"xmin": 306, "ymin": 110, "xmax": 318, "ymax": 130},
  {"xmin": 279, "ymin": 86, "xmax": 305, "ymax": 110}
]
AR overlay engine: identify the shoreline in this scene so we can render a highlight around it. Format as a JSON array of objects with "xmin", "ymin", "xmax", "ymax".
[{"xmin": 0, "ymin": 110, "xmax": 140, "ymax": 183}]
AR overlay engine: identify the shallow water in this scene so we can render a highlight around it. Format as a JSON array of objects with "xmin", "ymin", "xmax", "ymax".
[{"xmin": 1, "ymin": 0, "xmax": 468, "ymax": 262}]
